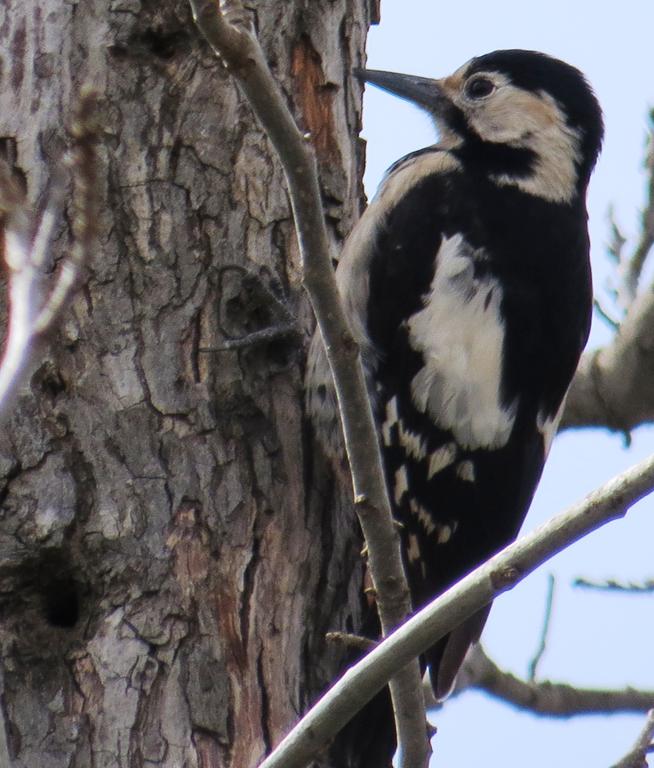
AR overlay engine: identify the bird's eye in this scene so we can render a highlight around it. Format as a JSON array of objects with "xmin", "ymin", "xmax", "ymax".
[{"xmin": 465, "ymin": 77, "xmax": 495, "ymax": 99}]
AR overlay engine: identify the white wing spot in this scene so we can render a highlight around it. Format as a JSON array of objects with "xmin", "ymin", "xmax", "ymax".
[
  {"xmin": 407, "ymin": 533, "xmax": 421, "ymax": 563},
  {"xmin": 398, "ymin": 421, "xmax": 427, "ymax": 460},
  {"xmin": 408, "ymin": 234, "xmax": 517, "ymax": 450},
  {"xmin": 437, "ymin": 525, "xmax": 453, "ymax": 544},
  {"xmin": 383, "ymin": 397, "xmax": 428, "ymax": 459},
  {"xmin": 406, "ymin": 532, "xmax": 428, "ymax": 578},
  {"xmin": 394, "ymin": 465, "xmax": 409, "ymax": 505},
  {"xmin": 409, "ymin": 498, "xmax": 437, "ymax": 535},
  {"xmin": 382, "ymin": 396, "xmax": 399, "ymax": 445},
  {"xmin": 427, "ymin": 442, "xmax": 458, "ymax": 480},
  {"xmin": 456, "ymin": 460, "xmax": 475, "ymax": 483}
]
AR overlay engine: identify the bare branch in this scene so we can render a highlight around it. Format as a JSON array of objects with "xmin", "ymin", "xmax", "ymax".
[
  {"xmin": 564, "ymin": 114, "xmax": 654, "ymax": 432},
  {"xmin": 621, "ymin": 113, "xmax": 654, "ymax": 304},
  {"xmin": 528, "ymin": 574, "xmax": 556, "ymax": 682},
  {"xmin": 187, "ymin": 1, "xmax": 429, "ymax": 764},
  {"xmin": 454, "ymin": 645, "xmax": 654, "ymax": 717},
  {"xmin": 258, "ymin": 451, "xmax": 654, "ymax": 768},
  {"xmin": 607, "ymin": 205, "xmax": 627, "ymax": 265},
  {"xmin": 593, "ymin": 297, "xmax": 620, "ymax": 331},
  {"xmin": 562, "ymin": 286, "xmax": 654, "ymax": 432},
  {"xmin": 0, "ymin": 88, "xmax": 99, "ymax": 417},
  {"xmin": 574, "ymin": 577, "xmax": 654, "ymax": 593},
  {"xmin": 611, "ymin": 710, "xmax": 654, "ymax": 768}
]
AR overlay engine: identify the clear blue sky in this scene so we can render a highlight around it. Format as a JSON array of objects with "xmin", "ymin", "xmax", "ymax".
[{"xmin": 362, "ymin": 3, "xmax": 654, "ymax": 765}]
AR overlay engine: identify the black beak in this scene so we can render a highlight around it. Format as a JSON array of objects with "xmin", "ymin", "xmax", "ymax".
[{"xmin": 354, "ymin": 68, "xmax": 447, "ymax": 112}]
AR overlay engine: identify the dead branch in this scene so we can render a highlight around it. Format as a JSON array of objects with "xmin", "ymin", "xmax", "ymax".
[
  {"xmin": 453, "ymin": 645, "xmax": 654, "ymax": 717},
  {"xmin": 258, "ymin": 450, "xmax": 654, "ymax": 768},
  {"xmin": 0, "ymin": 88, "xmax": 99, "ymax": 417},
  {"xmin": 187, "ymin": 1, "xmax": 428, "ymax": 764}
]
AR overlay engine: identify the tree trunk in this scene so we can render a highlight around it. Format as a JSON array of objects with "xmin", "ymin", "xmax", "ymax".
[{"xmin": 0, "ymin": 1, "xmax": 374, "ymax": 766}]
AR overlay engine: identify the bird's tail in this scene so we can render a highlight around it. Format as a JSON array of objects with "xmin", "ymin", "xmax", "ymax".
[
  {"xmin": 427, "ymin": 605, "xmax": 491, "ymax": 699},
  {"xmin": 327, "ymin": 604, "xmax": 397, "ymax": 768}
]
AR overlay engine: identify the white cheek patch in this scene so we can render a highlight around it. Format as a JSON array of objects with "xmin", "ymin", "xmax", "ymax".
[
  {"xmin": 465, "ymin": 85, "xmax": 582, "ymax": 203},
  {"xmin": 408, "ymin": 234, "xmax": 516, "ymax": 451}
]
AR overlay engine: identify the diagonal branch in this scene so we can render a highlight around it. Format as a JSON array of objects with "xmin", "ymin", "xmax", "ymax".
[
  {"xmin": 454, "ymin": 644, "xmax": 654, "ymax": 717},
  {"xmin": 611, "ymin": 709, "xmax": 654, "ymax": 768},
  {"xmin": 187, "ymin": 1, "xmax": 429, "ymax": 765},
  {"xmin": 562, "ymin": 286, "xmax": 654, "ymax": 432},
  {"xmin": 564, "ymin": 112, "xmax": 654, "ymax": 433},
  {"xmin": 258, "ymin": 451, "xmax": 654, "ymax": 768}
]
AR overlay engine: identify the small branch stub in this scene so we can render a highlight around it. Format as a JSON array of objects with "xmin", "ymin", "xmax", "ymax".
[{"xmin": 490, "ymin": 565, "xmax": 521, "ymax": 591}]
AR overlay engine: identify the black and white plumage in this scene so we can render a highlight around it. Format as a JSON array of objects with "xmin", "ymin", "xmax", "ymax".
[{"xmin": 306, "ymin": 49, "xmax": 603, "ymax": 699}]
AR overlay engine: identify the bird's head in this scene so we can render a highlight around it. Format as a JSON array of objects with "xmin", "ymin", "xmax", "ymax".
[{"xmin": 357, "ymin": 49, "xmax": 603, "ymax": 203}]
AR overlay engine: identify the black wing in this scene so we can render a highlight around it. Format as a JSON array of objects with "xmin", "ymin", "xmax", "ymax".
[{"xmin": 363, "ymin": 159, "xmax": 591, "ymax": 696}]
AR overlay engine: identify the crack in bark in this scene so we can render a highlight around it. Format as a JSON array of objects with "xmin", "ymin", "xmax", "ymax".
[
  {"xmin": 239, "ymin": 512, "xmax": 262, "ymax": 661},
  {"xmin": 257, "ymin": 648, "xmax": 273, "ymax": 754}
]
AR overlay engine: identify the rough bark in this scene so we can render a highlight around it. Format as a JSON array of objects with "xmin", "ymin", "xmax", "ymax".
[{"xmin": 0, "ymin": 2, "xmax": 373, "ymax": 766}]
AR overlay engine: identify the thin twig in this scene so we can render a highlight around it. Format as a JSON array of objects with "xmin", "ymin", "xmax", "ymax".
[
  {"xmin": 187, "ymin": 2, "xmax": 429, "ymax": 764},
  {"xmin": 574, "ymin": 577, "xmax": 654, "ymax": 593},
  {"xmin": 528, "ymin": 573, "xmax": 556, "ymax": 682},
  {"xmin": 201, "ymin": 321, "xmax": 299, "ymax": 351},
  {"xmin": 0, "ymin": 89, "xmax": 99, "ymax": 417},
  {"xmin": 453, "ymin": 645, "xmax": 654, "ymax": 717},
  {"xmin": 611, "ymin": 709, "xmax": 654, "ymax": 768},
  {"xmin": 621, "ymin": 113, "xmax": 654, "ymax": 304},
  {"xmin": 326, "ymin": 632, "xmax": 377, "ymax": 652},
  {"xmin": 258, "ymin": 451, "xmax": 654, "ymax": 768},
  {"xmin": 607, "ymin": 205, "xmax": 627, "ymax": 265},
  {"xmin": 593, "ymin": 297, "xmax": 620, "ymax": 331}
]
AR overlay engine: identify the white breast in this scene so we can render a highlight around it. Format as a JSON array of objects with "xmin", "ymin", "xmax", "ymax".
[{"xmin": 407, "ymin": 234, "xmax": 517, "ymax": 450}]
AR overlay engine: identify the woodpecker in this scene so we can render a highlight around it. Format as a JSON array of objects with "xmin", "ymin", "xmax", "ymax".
[{"xmin": 306, "ymin": 49, "xmax": 603, "ymax": 699}]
